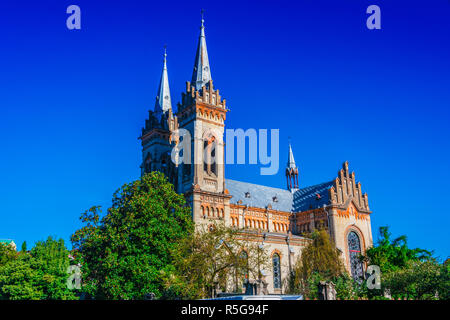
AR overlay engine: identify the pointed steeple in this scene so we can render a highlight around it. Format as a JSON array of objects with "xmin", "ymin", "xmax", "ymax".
[
  {"xmin": 154, "ymin": 47, "xmax": 172, "ymax": 118},
  {"xmin": 191, "ymin": 12, "xmax": 212, "ymax": 90},
  {"xmin": 287, "ymin": 143, "xmax": 297, "ymax": 170},
  {"xmin": 286, "ymin": 142, "xmax": 299, "ymax": 191}
]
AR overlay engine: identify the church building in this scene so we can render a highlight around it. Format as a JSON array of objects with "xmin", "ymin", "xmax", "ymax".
[{"xmin": 139, "ymin": 17, "xmax": 373, "ymax": 294}]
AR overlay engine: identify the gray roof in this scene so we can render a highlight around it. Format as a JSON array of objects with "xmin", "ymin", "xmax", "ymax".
[
  {"xmin": 225, "ymin": 179, "xmax": 334, "ymax": 213},
  {"xmin": 293, "ymin": 180, "xmax": 334, "ymax": 212},
  {"xmin": 226, "ymin": 179, "xmax": 293, "ymax": 212}
]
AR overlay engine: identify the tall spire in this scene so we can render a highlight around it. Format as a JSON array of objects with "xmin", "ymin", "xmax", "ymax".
[
  {"xmin": 155, "ymin": 47, "xmax": 172, "ymax": 118},
  {"xmin": 286, "ymin": 142, "xmax": 299, "ymax": 191},
  {"xmin": 191, "ymin": 11, "xmax": 212, "ymax": 90},
  {"xmin": 287, "ymin": 143, "xmax": 297, "ymax": 170}
]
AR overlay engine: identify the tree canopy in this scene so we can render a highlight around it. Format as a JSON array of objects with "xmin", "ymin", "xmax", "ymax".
[
  {"xmin": 0, "ymin": 243, "xmax": 17, "ymax": 267},
  {"xmin": 0, "ymin": 237, "xmax": 77, "ymax": 300},
  {"xmin": 364, "ymin": 226, "xmax": 433, "ymax": 273},
  {"xmin": 289, "ymin": 229, "xmax": 349, "ymax": 298},
  {"xmin": 363, "ymin": 226, "xmax": 447, "ymax": 300},
  {"xmin": 71, "ymin": 172, "xmax": 194, "ymax": 299},
  {"xmin": 172, "ymin": 222, "xmax": 270, "ymax": 298},
  {"xmin": 295, "ymin": 229, "xmax": 345, "ymax": 282}
]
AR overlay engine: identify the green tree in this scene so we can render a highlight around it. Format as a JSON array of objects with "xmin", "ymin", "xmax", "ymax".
[
  {"xmin": 438, "ymin": 259, "xmax": 450, "ymax": 300},
  {"xmin": 172, "ymin": 222, "xmax": 270, "ymax": 298},
  {"xmin": 31, "ymin": 237, "xmax": 77, "ymax": 299},
  {"xmin": 0, "ymin": 243, "xmax": 17, "ymax": 267},
  {"xmin": 21, "ymin": 241, "xmax": 27, "ymax": 253},
  {"xmin": 334, "ymin": 273, "xmax": 360, "ymax": 300},
  {"xmin": 0, "ymin": 255, "xmax": 43, "ymax": 300},
  {"xmin": 71, "ymin": 172, "xmax": 194, "ymax": 299},
  {"xmin": 363, "ymin": 226, "xmax": 445, "ymax": 300},
  {"xmin": 289, "ymin": 230, "xmax": 347, "ymax": 299},
  {"xmin": 363, "ymin": 226, "xmax": 432, "ymax": 273},
  {"xmin": 0, "ymin": 237, "xmax": 78, "ymax": 300},
  {"xmin": 383, "ymin": 260, "xmax": 443, "ymax": 300}
]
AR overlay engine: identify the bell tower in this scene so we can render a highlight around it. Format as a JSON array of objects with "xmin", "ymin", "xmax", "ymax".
[
  {"xmin": 176, "ymin": 15, "xmax": 231, "ymax": 223},
  {"xmin": 140, "ymin": 48, "xmax": 178, "ymax": 187},
  {"xmin": 177, "ymin": 16, "xmax": 228, "ymax": 194}
]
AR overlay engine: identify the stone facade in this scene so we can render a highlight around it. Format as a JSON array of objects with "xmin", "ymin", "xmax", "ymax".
[{"xmin": 139, "ymin": 18, "xmax": 373, "ymax": 294}]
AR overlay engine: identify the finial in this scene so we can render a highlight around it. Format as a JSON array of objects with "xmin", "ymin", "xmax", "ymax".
[
  {"xmin": 201, "ymin": 9, "xmax": 205, "ymax": 28},
  {"xmin": 162, "ymin": 45, "xmax": 168, "ymax": 68}
]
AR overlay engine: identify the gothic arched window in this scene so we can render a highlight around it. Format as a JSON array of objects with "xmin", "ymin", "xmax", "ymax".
[
  {"xmin": 348, "ymin": 231, "xmax": 364, "ymax": 281},
  {"xmin": 203, "ymin": 136, "xmax": 217, "ymax": 175},
  {"xmin": 203, "ymin": 140, "xmax": 208, "ymax": 172},
  {"xmin": 210, "ymin": 140, "xmax": 216, "ymax": 175},
  {"xmin": 272, "ymin": 253, "xmax": 281, "ymax": 289}
]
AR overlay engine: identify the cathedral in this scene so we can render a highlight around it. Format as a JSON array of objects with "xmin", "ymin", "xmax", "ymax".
[{"xmin": 139, "ymin": 17, "xmax": 373, "ymax": 294}]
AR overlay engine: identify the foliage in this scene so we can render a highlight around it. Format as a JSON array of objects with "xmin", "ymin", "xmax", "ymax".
[
  {"xmin": 363, "ymin": 226, "xmax": 432, "ymax": 274},
  {"xmin": 287, "ymin": 229, "xmax": 370, "ymax": 300},
  {"xmin": 289, "ymin": 229, "xmax": 346, "ymax": 298},
  {"xmin": 71, "ymin": 172, "xmax": 194, "ymax": 299},
  {"xmin": 172, "ymin": 222, "xmax": 271, "ymax": 299},
  {"xmin": 438, "ymin": 259, "xmax": 450, "ymax": 300},
  {"xmin": 334, "ymin": 273, "xmax": 368, "ymax": 300},
  {"xmin": 0, "ymin": 243, "xmax": 17, "ymax": 267},
  {"xmin": 382, "ymin": 260, "xmax": 446, "ymax": 300},
  {"xmin": 0, "ymin": 255, "xmax": 43, "ymax": 300},
  {"xmin": 363, "ymin": 226, "xmax": 447, "ymax": 300},
  {"xmin": 0, "ymin": 237, "xmax": 78, "ymax": 300}
]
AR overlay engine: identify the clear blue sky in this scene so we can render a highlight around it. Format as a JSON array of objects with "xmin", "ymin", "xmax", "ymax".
[{"xmin": 0, "ymin": 0, "xmax": 449, "ymax": 259}]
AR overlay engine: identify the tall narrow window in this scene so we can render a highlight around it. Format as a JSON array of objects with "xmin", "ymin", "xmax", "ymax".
[
  {"xmin": 203, "ymin": 136, "xmax": 217, "ymax": 175},
  {"xmin": 203, "ymin": 140, "xmax": 208, "ymax": 172},
  {"xmin": 272, "ymin": 254, "xmax": 281, "ymax": 289},
  {"xmin": 210, "ymin": 140, "xmax": 217, "ymax": 175},
  {"xmin": 348, "ymin": 231, "xmax": 364, "ymax": 281}
]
